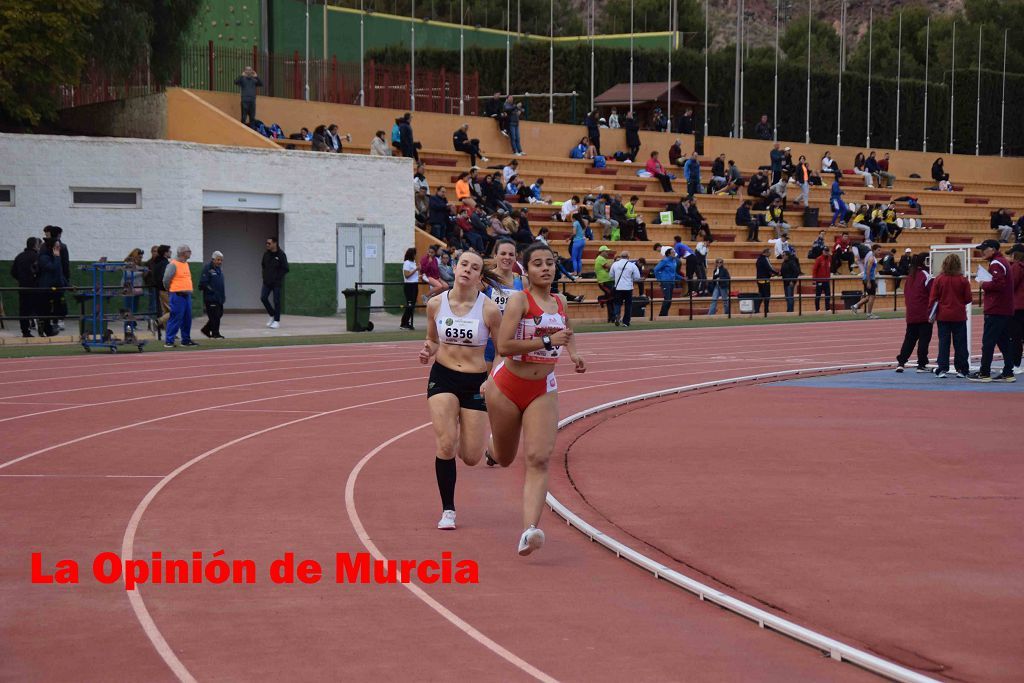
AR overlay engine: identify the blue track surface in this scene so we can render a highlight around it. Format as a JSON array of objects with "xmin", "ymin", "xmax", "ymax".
[{"xmin": 768, "ymin": 368, "xmax": 1023, "ymax": 393}]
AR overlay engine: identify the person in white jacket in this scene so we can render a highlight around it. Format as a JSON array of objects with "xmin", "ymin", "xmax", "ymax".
[{"xmin": 370, "ymin": 130, "xmax": 392, "ymax": 156}]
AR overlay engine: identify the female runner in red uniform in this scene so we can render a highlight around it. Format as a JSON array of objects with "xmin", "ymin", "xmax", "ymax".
[
  {"xmin": 484, "ymin": 242, "xmax": 586, "ymax": 555},
  {"xmin": 419, "ymin": 251, "xmax": 502, "ymax": 530}
]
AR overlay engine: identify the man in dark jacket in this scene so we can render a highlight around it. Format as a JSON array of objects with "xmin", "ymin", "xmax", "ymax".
[
  {"xmin": 399, "ymin": 113, "xmax": 419, "ymax": 161},
  {"xmin": 233, "ymin": 66, "xmax": 263, "ymax": 127},
  {"xmin": 754, "ymin": 114, "xmax": 772, "ymax": 140},
  {"xmin": 484, "ymin": 93, "xmax": 507, "ymax": 135},
  {"xmin": 42, "ymin": 225, "xmax": 70, "ymax": 284},
  {"xmin": 428, "ymin": 187, "xmax": 452, "ymax": 241},
  {"xmin": 747, "ymin": 170, "xmax": 770, "ymax": 208},
  {"xmin": 199, "ymin": 251, "xmax": 226, "ymax": 339},
  {"xmin": 261, "ymin": 238, "xmax": 289, "ymax": 329},
  {"xmin": 769, "ymin": 143, "xmax": 785, "ymax": 184},
  {"xmin": 37, "ymin": 237, "xmax": 67, "ymax": 336},
  {"xmin": 452, "ymin": 124, "xmax": 487, "ymax": 166},
  {"xmin": 754, "ymin": 248, "xmax": 780, "ymax": 313},
  {"xmin": 969, "ymin": 239, "xmax": 1016, "ymax": 382},
  {"xmin": 11, "ymin": 237, "xmax": 40, "ymax": 337},
  {"xmin": 707, "ymin": 258, "xmax": 731, "ymax": 315},
  {"xmin": 623, "ymin": 112, "xmax": 640, "ymax": 162},
  {"xmin": 736, "ymin": 200, "xmax": 763, "ymax": 242},
  {"xmin": 585, "ymin": 111, "xmax": 601, "ymax": 156},
  {"xmin": 149, "ymin": 244, "xmax": 172, "ymax": 333}
]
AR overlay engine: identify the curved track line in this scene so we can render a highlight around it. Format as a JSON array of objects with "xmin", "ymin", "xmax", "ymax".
[
  {"xmin": 545, "ymin": 362, "xmax": 940, "ymax": 683},
  {"xmin": 120, "ymin": 392, "xmax": 423, "ymax": 683},
  {"xmin": 344, "ymin": 426, "xmax": 559, "ymax": 683}
]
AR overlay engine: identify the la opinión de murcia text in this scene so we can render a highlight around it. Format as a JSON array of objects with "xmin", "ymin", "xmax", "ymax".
[{"xmin": 31, "ymin": 551, "xmax": 479, "ymax": 589}]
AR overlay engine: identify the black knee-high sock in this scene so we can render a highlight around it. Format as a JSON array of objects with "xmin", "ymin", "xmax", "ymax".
[{"xmin": 435, "ymin": 457, "xmax": 456, "ymax": 511}]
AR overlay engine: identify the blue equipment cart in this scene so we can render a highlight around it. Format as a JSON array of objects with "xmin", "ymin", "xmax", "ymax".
[{"xmin": 78, "ymin": 262, "xmax": 151, "ymax": 353}]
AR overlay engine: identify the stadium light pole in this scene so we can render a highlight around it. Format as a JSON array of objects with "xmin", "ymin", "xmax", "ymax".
[
  {"xmin": 975, "ymin": 25, "xmax": 981, "ymax": 156},
  {"xmin": 866, "ymin": 5, "xmax": 872, "ymax": 148},
  {"xmin": 836, "ymin": 3, "xmax": 843, "ymax": 146},
  {"xmin": 459, "ymin": 0, "xmax": 465, "ymax": 114},
  {"xmin": 629, "ymin": 0, "xmax": 634, "ymax": 112},
  {"xmin": 773, "ymin": 0, "xmax": 779, "ymax": 141},
  {"xmin": 923, "ymin": 16, "xmax": 929, "ymax": 152},
  {"xmin": 1000, "ymin": 29, "xmax": 1007, "ymax": 157},
  {"xmin": 410, "ymin": 0, "xmax": 417, "ymax": 111},
  {"xmin": 738, "ymin": 0, "xmax": 745, "ymax": 138},
  {"xmin": 894, "ymin": 12, "xmax": 901, "ymax": 150},
  {"xmin": 506, "ymin": 0, "xmax": 511, "ymax": 96},
  {"xmin": 590, "ymin": 0, "xmax": 595, "ymax": 112},
  {"xmin": 733, "ymin": 0, "xmax": 740, "ymax": 136},
  {"xmin": 703, "ymin": 0, "xmax": 709, "ymax": 138},
  {"xmin": 949, "ymin": 21, "xmax": 955, "ymax": 154},
  {"xmin": 359, "ymin": 0, "xmax": 365, "ymax": 105},
  {"xmin": 666, "ymin": 0, "xmax": 673, "ymax": 128},
  {"xmin": 304, "ymin": 0, "xmax": 310, "ymax": 101},
  {"xmin": 804, "ymin": 0, "xmax": 811, "ymax": 144},
  {"xmin": 549, "ymin": 0, "xmax": 554, "ymax": 123}
]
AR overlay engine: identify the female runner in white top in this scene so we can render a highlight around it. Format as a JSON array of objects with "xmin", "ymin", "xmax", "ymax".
[
  {"xmin": 419, "ymin": 251, "xmax": 502, "ymax": 530},
  {"xmin": 483, "ymin": 242, "xmax": 586, "ymax": 555}
]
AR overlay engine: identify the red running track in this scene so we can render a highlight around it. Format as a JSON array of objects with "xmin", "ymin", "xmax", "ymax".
[{"xmin": 0, "ymin": 320, "xmax": 981, "ymax": 681}]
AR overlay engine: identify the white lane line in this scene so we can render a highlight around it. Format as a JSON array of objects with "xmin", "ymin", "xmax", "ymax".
[
  {"xmin": 120, "ymin": 392, "xmax": 424, "ymax": 683},
  {"xmin": 0, "ymin": 474, "xmax": 163, "ymax": 479},
  {"xmin": 211, "ymin": 408, "xmax": 323, "ymax": 415},
  {"xmin": 546, "ymin": 363, "xmax": 940, "ymax": 683}
]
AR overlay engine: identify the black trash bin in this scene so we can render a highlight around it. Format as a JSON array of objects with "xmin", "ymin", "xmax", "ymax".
[
  {"xmin": 342, "ymin": 288, "xmax": 375, "ymax": 332},
  {"xmin": 803, "ymin": 207, "xmax": 820, "ymax": 228},
  {"xmin": 737, "ymin": 292, "xmax": 760, "ymax": 314},
  {"xmin": 841, "ymin": 290, "xmax": 861, "ymax": 310},
  {"xmin": 631, "ymin": 295, "xmax": 650, "ymax": 318}
]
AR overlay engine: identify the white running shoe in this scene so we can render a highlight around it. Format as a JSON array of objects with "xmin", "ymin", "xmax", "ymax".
[
  {"xmin": 437, "ymin": 510, "xmax": 456, "ymax": 530},
  {"xmin": 851, "ymin": 304, "xmax": 859, "ymax": 314},
  {"xmin": 895, "ymin": 364, "xmax": 905, "ymax": 373},
  {"xmin": 266, "ymin": 317, "xmax": 274, "ymax": 327},
  {"xmin": 517, "ymin": 526, "xmax": 545, "ymax": 556},
  {"xmin": 1015, "ymin": 366, "xmax": 1023, "ymax": 376},
  {"xmin": 269, "ymin": 320, "xmax": 280, "ymax": 329}
]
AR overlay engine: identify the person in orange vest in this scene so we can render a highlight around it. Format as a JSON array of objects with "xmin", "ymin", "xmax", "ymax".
[{"xmin": 161, "ymin": 244, "xmax": 199, "ymax": 348}]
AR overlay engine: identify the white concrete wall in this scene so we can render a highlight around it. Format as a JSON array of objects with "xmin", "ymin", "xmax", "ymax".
[{"xmin": 0, "ymin": 133, "xmax": 413, "ymax": 264}]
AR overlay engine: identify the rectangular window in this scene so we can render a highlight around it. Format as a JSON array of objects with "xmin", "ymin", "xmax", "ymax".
[
  {"xmin": 0, "ymin": 186, "xmax": 12, "ymax": 206},
  {"xmin": 71, "ymin": 188, "xmax": 140, "ymax": 208}
]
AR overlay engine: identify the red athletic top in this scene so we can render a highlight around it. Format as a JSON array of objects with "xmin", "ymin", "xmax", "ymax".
[
  {"xmin": 1011, "ymin": 260, "xmax": 1024, "ymax": 311},
  {"xmin": 512, "ymin": 291, "xmax": 566, "ymax": 364},
  {"xmin": 928, "ymin": 274, "xmax": 973, "ymax": 323}
]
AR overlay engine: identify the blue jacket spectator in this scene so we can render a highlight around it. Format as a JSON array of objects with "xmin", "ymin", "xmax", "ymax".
[
  {"xmin": 199, "ymin": 260, "xmax": 226, "ymax": 305},
  {"xmin": 653, "ymin": 254, "xmax": 683, "ymax": 284}
]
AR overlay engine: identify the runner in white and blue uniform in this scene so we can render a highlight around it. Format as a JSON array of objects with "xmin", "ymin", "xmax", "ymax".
[{"xmin": 482, "ymin": 239, "xmax": 523, "ymax": 466}]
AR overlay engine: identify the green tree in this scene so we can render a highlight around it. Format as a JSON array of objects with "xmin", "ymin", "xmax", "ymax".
[{"xmin": 0, "ymin": 0, "xmax": 101, "ymax": 125}]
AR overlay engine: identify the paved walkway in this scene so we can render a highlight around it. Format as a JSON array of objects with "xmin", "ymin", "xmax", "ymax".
[{"xmin": 0, "ymin": 311, "xmax": 416, "ymax": 346}]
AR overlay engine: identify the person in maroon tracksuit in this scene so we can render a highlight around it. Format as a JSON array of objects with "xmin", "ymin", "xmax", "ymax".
[
  {"xmin": 895, "ymin": 253, "xmax": 933, "ymax": 372},
  {"xmin": 1008, "ymin": 243, "xmax": 1024, "ymax": 373},
  {"xmin": 969, "ymin": 239, "xmax": 1016, "ymax": 382},
  {"xmin": 928, "ymin": 253, "xmax": 973, "ymax": 378}
]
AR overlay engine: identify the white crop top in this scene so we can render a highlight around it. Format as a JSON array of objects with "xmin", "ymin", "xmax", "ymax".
[
  {"xmin": 435, "ymin": 291, "xmax": 489, "ymax": 347},
  {"xmin": 512, "ymin": 291, "xmax": 566, "ymax": 364}
]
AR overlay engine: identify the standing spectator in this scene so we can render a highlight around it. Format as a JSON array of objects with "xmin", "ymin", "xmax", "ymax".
[
  {"xmin": 793, "ymin": 155, "xmax": 811, "ymax": 206},
  {"xmin": 894, "ymin": 253, "xmax": 933, "ymax": 373},
  {"xmin": 769, "ymin": 143, "xmax": 785, "ymax": 184},
  {"xmin": 199, "ymin": 251, "xmax": 226, "ymax": 339},
  {"xmin": 37, "ymin": 237, "xmax": 66, "ymax": 337},
  {"xmin": 234, "ymin": 66, "xmax": 263, "ymax": 128},
  {"xmin": 754, "ymin": 114, "xmax": 772, "ymax": 140},
  {"xmin": 609, "ymin": 251, "xmax": 642, "ymax": 326},
  {"xmin": 484, "ymin": 92, "xmax": 507, "ymax": 135},
  {"xmin": 754, "ymin": 248, "xmax": 779, "ymax": 313},
  {"xmin": 399, "ymin": 113, "xmax": 420, "ymax": 161},
  {"xmin": 931, "ymin": 157, "xmax": 949, "ymax": 183},
  {"xmin": 780, "ymin": 252, "xmax": 802, "ymax": 312},
  {"xmin": 370, "ymin": 130, "xmax": 392, "ymax": 156},
  {"xmin": 812, "ymin": 247, "xmax": 832, "ymax": 311},
  {"xmin": 653, "ymin": 248, "xmax": 683, "ymax": 317},
  {"xmin": 1008, "ymin": 243, "xmax": 1024, "ymax": 374},
  {"xmin": 829, "ymin": 177, "xmax": 847, "ymax": 226},
  {"xmin": 504, "ymin": 96, "xmax": 524, "ymax": 155},
  {"xmin": 969, "ymin": 240, "xmax": 1016, "ymax": 382},
  {"xmin": 645, "ymin": 151, "xmax": 674, "ymax": 193},
  {"xmin": 585, "ymin": 110, "xmax": 601, "ymax": 156},
  {"xmin": 391, "ymin": 117, "xmax": 403, "ymax": 154},
  {"xmin": 42, "ymin": 225, "xmax": 69, "ymax": 330},
  {"xmin": 148, "ymin": 244, "xmax": 172, "ymax": 334},
  {"xmin": 624, "ymin": 111, "xmax": 641, "ymax": 162},
  {"xmin": 121, "ymin": 248, "xmax": 145, "ymax": 341},
  {"xmin": 162, "ymin": 245, "xmax": 198, "ymax": 348},
  {"xmin": 428, "ymin": 187, "xmax": 451, "ymax": 241},
  {"xmin": 683, "ymin": 153, "xmax": 701, "ymax": 197},
  {"xmin": 608, "ymin": 107, "xmax": 621, "ymax": 128},
  {"xmin": 11, "ymin": 237, "xmax": 40, "ymax": 337},
  {"xmin": 851, "ymin": 243, "xmax": 881, "ymax": 319},
  {"xmin": 678, "ymin": 108, "xmax": 695, "ymax": 135},
  {"xmin": 876, "ymin": 152, "xmax": 896, "ymax": 188},
  {"xmin": 693, "ymin": 230, "xmax": 710, "ymax": 295},
  {"xmin": 594, "ymin": 245, "xmax": 616, "ymax": 322},
  {"xmin": 400, "ymin": 248, "xmax": 420, "ymax": 330},
  {"xmin": 569, "ymin": 211, "xmax": 588, "ymax": 276},
  {"xmin": 928, "ymin": 253, "xmax": 973, "ymax": 378},
  {"xmin": 261, "ymin": 237, "xmax": 289, "ymax": 329},
  {"xmin": 707, "ymin": 257, "xmax": 731, "ymax": 315},
  {"xmin": 453, "ymin": 123, "xmax": 488, "ymax": 165}
]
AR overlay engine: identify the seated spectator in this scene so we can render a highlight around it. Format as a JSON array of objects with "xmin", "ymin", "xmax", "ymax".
[
  {"xmin": 513, "ymin": 209, "xmax": 534, "ymax": 245},
  {"xmin": 453, "ymin": 123, "xmax": 488, "ymax": 165},
  {"xmin": 708, "ymin": 154, "xmax": 728, "ymax": 193},
  {"xmin": 686, "ymin": 198, "xmax": 712, "ymax": 242},
  {"xmin": 592, "ymin": 194, "xmax": 618, "ymax": 239},
  {"xmin": 850, "ymin": 206, "xmax": 872, "ymax": 243},
  {"xmin": 454, "ymin": 172, "xmax": 472, "ymax": 204},
  {"xmin": 852, "ymin": 152, "xmax": 874, "ymax": 187},
  {"xmin": 570, "ymin": 137, "xmax": 589, "ymax": 159},
  {"xmin": 624, "ymin": 196, "xmax": 648, "ymax": 241},
  {"xmin": 883, "ymin": 203, "xmax": 902, "ymax": 242},
  {"xmin": 645, "ymin": 151, "xmax": 674, "ymax": 193},
  {"xmin": 931, "ymin": 157, "xmax": 949, "ymax": 183},
  {"xmin": 528, "ymin": 178, "xmax": 550, "ymax": 204},
  {"xmin": 326, "ymin": 124, "xmax": 350, "ymax": 152},
  {"xmin": 875, "ymin": 152, "xmax": 896, "ymax": 188},
  {"xmin": 560, "ymin": 195, "xmax": 580, "ymax": 222},
  {"xmin": 311, "ymin": 125, "xmax": 329, "ymax": 152},
  {"xmin": 747, "ymin": 169, "xmax": 770, "ymax": 208},
  {"xmin": 821, "ymin": 150, "xmax": 840, "ymax": 178},
  {"xmin": 668, "ymin": 139, "xmax": 684, "ymax": 168},
  {"xmin": 370, "ymin": 130, "xmax": 392, "ymax": 156},
  {"xmin": 766, "ymin": 173, "xmax": 789, "ymax": 209},
  {"xmin": 736, "ymin": 199, "xmax": 764, "ymax": 241},
  {"xmin": 991, "ymin": 208, "xmax": 1016, "ymax": 243},
  {"xmin": 869, "ymin": 204, "xmax": 890, "ymax": 243},
  {"xmin": 764, "ymin": 198, "xmax": 790, "ymax": 238},
  {"xmin": 502, "ymin": 159, "xmax": 519, "ymax": 184},
  {"xmin": 832, "ymin": 232, "xmax": 855, "ymax": 273},
  {"xmin": 610, "ymin": 194, "xmax": 629, "ymax": 240},
  {"xmin": 414, "ymin": 186, "xmax": 430, "ymax": 226},
  {"xmin": 484, "ymin": 92, "xmax": 508, "ymax": 135},
  {"xmin": 724, "ymin": 159, "xmax": 744, "ymax": 195},
  {"xmin": 536, "ymin": 226, "xmax": 550, "ymax": 244},
  {"xmin": 413, "ymin": 162, "xmax": 429, "ymax": 194},
  {"xmin": 769, "ymin": 234, "xmax": 796, "ymax": 260}
]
